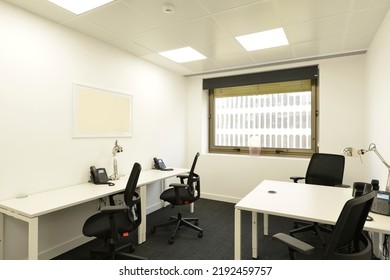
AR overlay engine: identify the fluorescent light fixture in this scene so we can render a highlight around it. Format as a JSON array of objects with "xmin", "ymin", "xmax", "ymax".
[
  {"xmin": 48, "ymin": 0, "xmax": 115, "ymax": 15},
  {"xmin": 236, "ymin": 28, "xmax": 289, "ymax": 51},
  {"xmin": 158, "ymin": 47, "xmax": 206, "ymax": 63}
]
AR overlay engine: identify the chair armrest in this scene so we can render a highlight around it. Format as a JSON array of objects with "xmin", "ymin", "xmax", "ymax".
[
  {"xmin": 100, "ymin": 205, "xmax": 128, "ymax": 213},
  {"xmin": 290, "ymin": 176, "xmax": 305, "ymax": 183},
  {"xmin": 169, "ymin": 183, "xmax": 187, "ymax": 189},
  {"xmin": 272, "ymin": 233, "xmax": 315, "ymax": 255}
]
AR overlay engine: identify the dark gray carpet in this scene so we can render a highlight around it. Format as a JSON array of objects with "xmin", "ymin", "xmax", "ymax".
[{"xmin": 53, "ymin": 198, "xmax": 326, "ymax": 260}]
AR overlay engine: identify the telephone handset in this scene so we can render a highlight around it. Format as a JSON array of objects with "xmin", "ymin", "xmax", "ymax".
[
  {"xmin": 371, "ymin": 190, "xmax": 390, "ymax": 216},
  {"xmin": 153, "ymin": 158, "xmax": 173, "ymax": 171},
  {"xmin": 90, "ymin": 166, "xmax": 115, "ymax": 186}
]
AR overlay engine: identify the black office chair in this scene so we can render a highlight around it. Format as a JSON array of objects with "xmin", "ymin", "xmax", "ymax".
[
  {"xmin": 151, "ymin": 153, "xmax": 203, "ymax": 244},
  {"xmin": 289, "ymin": 153, "xmax": 346, "ymax": 246},
  {"xmin": 82, "ymin": 162, "xmax": 145, "ymax": 259},
  {"xmin": 273, "ymin": 190, "xmax": 375, "ymax": 260}
]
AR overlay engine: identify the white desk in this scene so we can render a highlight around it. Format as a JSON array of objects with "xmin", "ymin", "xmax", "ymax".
[
  {"xmin": 0, "ymin": 168, "xmax": 188, "ymax": 260},
  {"xmin": 234, "ymin": 180, "xmax": 390, "ymax": 260}
]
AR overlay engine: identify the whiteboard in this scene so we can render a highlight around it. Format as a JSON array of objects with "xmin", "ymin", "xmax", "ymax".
[{"xmin": 73, "ymin": 83, "xmax": 132, "ymax": 138}]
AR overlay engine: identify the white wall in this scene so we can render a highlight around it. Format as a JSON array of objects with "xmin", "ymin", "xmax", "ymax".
[
  {"xmin": 365, "ymin": 9, "xmax": 390, "ymax": 189},
  {"xmin": 187, "ymin": 54, "xmax": 369, "ymax": 202},
  {"xmin": 0, "ymin": 2, "xmax": 187, "ymax": 259},
  {"xmin": 3, "ymin": 1, "xmax": 390, "ymax": 261}
]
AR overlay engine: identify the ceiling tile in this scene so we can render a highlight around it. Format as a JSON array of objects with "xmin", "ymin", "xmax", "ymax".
[
  {"xmin": 343, "ymin": 32, "xmax": 376, "ymax": 51},
  {"xmin": 166, "ymin": 16, "xmax": 229, "ymax": 45},
  {"xmin": 64, "ymin": 18, "xmax": 121, "ymax": 43},
  {"xmin": 180, "ymin": 59, "xmax": 222, "ymax": 73},
  {"xmin": 131, "ymin": 29, "xmax": 187, "ymax": 52},
  {"xmin": 292, "ymin": 36, "xmax": 344, "ymax": 58},
  {"xmin": 194, "ymin": 38, "xmax": 246, "ymax": 59},
  {"xmin": 110, "ymin": 38, "xmax": 153, "ymax": 56},
  {"xmin": 249, "ymin": 45, "xmax": 295, "ymax": 64},
  {"xmin": 348, "ymin": 7, "xmax": 390, "ymax": 35},
  {"xmin": 278, "ymin": 0, "xmax": 352, "ymax": 24},
  {"xmin": 198, "ymin": 0, "xmax": 265, "ymax": 13},
  {"xmin": 212, "ymin": 53, "xmax": 256, "ymax": 69},
  {"xmin": 214, "ymin": 1, "xmax": 281, "ymax": 36},
  {"xmin": 286, "ymin": 15, "xmax": 349, "ymax": 44},
  {"xmin": 353, "ymin": 0, "xmax": 390, "ymax": 10},
  {"xmin": 140, "ymin": 53, "xmax": 193, "ymax": 75},
  {"xmin": 122, "ymin": 0, "xmax": 209, "ymax": 26},
  {"xmin": 83, "ymin": 1, "xmax": 157, "ymax": 36}
]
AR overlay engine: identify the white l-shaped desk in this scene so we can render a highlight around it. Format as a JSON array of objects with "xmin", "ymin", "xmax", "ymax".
[{"xmin": 0, "ymin": 168, "xmax": 188, "ymax": 260}]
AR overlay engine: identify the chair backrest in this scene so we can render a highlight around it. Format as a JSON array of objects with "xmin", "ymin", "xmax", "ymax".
[
  {"xmin": 187, "ymin": 153, "xmax": 200, "ymax": 198},
  {"xmin": 323, "ymin": 190, "xmax": 375, "ymax": 259},
  {"xmin": 124, "ymin": 162, "xmax": 142, "ymax": 206},
  {"xmin": 305, "ymin": 153, "xmax": 345, "ymax": 186}
]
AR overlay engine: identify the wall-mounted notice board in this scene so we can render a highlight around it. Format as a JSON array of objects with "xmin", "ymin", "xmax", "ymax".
[{"xmin": 73, "ymin": 83, "xmax": 132, "ymax": 138}]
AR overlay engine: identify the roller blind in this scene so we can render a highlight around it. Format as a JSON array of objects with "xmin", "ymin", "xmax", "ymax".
[
  {"xmin": 214, "ymin": 79, "xmax": 312, "ymax": 98},
  {"xmin": 203, "ymin": 65, "xmax": 318, "ymax": 90}
]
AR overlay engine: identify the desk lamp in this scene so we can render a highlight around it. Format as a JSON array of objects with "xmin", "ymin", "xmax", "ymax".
[
  {"xmin": 358, "ymin": 143, "xmax": 390, "ymax": 192},
  {"xmin": 109, "ymin": 140, "xmax": 123, "ymax": 180}
]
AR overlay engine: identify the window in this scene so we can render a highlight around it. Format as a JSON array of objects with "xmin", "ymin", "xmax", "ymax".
[{"xmin": 205, "ymin": 66, "xmax": 318, "ymax": 157}]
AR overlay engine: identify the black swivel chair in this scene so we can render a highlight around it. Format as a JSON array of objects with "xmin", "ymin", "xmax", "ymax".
[
  {"xmin": 273, "ymin": 190, "xmax": 375, "ymax": 260},
  {"xmin": 82, "ymin": 162, "xmax": 145, "ymax": 259},
  {"xmin": 151, "ymin": 153, "xmax": 203, "ymax": 244},
  {"xmin": 289, "ymin": 153, "xmax": 346, "ymax": 246}
]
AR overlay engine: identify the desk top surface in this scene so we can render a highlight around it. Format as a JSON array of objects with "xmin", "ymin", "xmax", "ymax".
[
  {"xmin": 235, "ymin": 180, "xmax": 390, "ymax": 234},
  {"xmin": 0, "ymin": 168, "xmax": 188, "ymax": 218}
]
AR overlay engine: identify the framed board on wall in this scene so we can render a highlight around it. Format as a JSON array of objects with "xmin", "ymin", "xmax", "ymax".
[{"xmin": 72, "ymin": 83, "xmax": 132, "ymax": 138}]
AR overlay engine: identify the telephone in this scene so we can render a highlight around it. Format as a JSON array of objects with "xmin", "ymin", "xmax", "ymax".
[
  {"xmin": 371, "ymin": 190, "xmax": 390, "ymax": 216},
  {"xmin": 90, "ymin": 166, "xmax": 115, "ymax": 186},
  {"xmin": 153, "ymin": 158, "xmax": 173, "ymax": 171}
]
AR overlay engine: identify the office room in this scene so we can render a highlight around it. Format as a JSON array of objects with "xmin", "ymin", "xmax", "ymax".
[{"xmin": 1, "ymin": 0, "xmax": 390, "ymax": 268}]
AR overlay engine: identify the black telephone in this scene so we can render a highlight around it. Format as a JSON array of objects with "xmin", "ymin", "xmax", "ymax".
[
  {"xmin": 371, "ymin": 190, "xmax": 390, "ymax": 216},
  {"xmin": 90, "ymin": 166, "xmax": 114, "ymax": 186},
  {"xmin": 153, "ymin": 158, "xmax": 173, "ymax": 171}
]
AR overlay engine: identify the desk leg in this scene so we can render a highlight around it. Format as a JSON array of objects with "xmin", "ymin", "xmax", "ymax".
[
  {"xmin": 28, "ymin": 217, "xmax": 39, "ymax": 260},
  {"xmin": 252, "ymin": 212, "xmax": 258, "ymax": 259},
  {"xmin": 263, "ymin": 213, "xmax": 269, "ymax": 236},
  {"xmin": 138, "ymin": 185, "xmax": 147, "ymax": 244},
  {"xmin": 0, "ymin": 213, "xmax": 3, "ymax": 259},
  {"xmin": 234, "ymin": 208, "xmax": 241, "ymax": 260},
  {"xmin": 371, "ymin": 232, "xmax": 380, "ymax": 258}
]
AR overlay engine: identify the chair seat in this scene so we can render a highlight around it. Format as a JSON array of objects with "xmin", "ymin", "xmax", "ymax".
[
  {"xmin": 160, "ymin": 187, "xmax": 196, "ymax": 205},
  {"xmin": 83, "ymin": 211, "xmax": 138, "ymax": 239}
]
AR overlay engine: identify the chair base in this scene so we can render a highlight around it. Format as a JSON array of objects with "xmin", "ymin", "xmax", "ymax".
[
  {"xmin": 151, "ymin": 212, "xmax": 203, "ymax": 244},
  {"xmin": 90, "ymin": 240, "xmax": 146, "ymax": 260}
]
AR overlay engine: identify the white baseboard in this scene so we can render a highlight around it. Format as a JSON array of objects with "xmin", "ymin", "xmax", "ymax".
[
  {"xmin": 201, "ymin": 192, "xmax": 241, "ymax": 204},
  {"xmin": 39, "ymin": 235, "xmax": 92, "ymax": 260}
]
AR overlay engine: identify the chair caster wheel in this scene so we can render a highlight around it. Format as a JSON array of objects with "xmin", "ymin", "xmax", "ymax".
[
  {"xmin": 168, "ymin": 238, "xmax": 174, "ymax": 245},
  {"xmin": 198, "ymin": 232, "xmax": 203, "ymax": 238},
  {"xmin": 151, "ymin": 227, "xmax": 156, "ymax": 234},
  {"xmin": 128, "ymin": 244, "xmax": 135, "ymax": 253}
]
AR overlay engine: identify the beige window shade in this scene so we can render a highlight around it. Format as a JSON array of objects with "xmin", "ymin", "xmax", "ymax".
[{"xmin": 214, "ymin": 79, "xmax": 312, "ymax": 98}]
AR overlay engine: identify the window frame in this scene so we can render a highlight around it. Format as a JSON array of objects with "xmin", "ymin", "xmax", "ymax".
[{"xmin": 208, "ymin": 77, "xmax": 318, "ymax": 158}]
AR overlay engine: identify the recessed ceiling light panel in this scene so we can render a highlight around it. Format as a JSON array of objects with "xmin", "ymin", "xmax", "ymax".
[
  {"xmin": 158, "ymin": 47, "xmax": 206, "ymax": 63},
  {"xmin": 236, "ymin": 28, "xmax": 289, "ymax": 51},
  {"xmin": 48, "ymin": 0, "xmax": 115, "ymax": 15}
]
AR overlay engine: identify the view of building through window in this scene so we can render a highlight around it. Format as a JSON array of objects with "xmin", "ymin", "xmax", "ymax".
[{"xmin": 214, "ymin": 91, "xmax": 312, "ymax": 149}]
